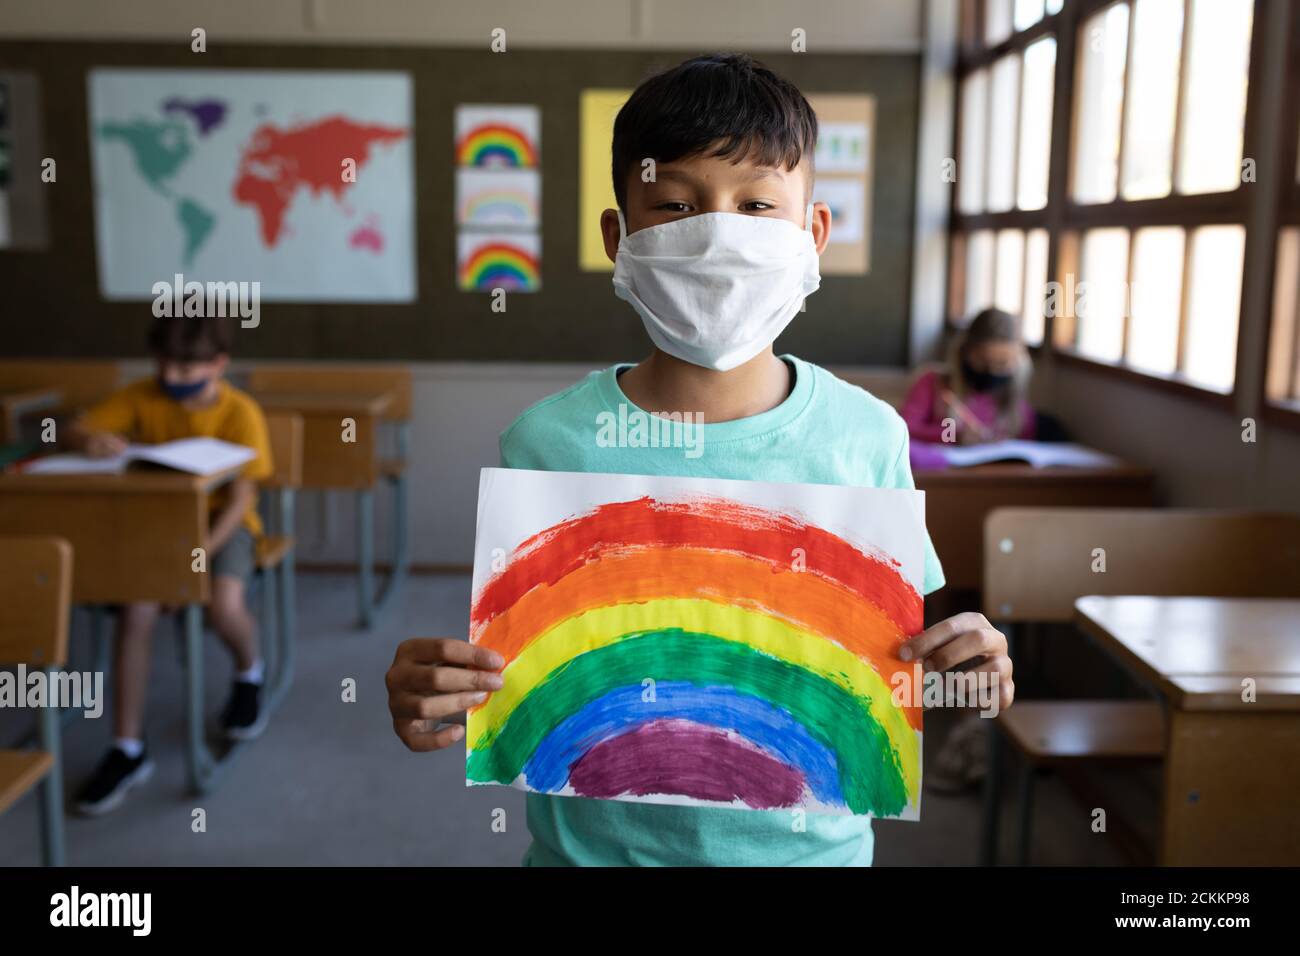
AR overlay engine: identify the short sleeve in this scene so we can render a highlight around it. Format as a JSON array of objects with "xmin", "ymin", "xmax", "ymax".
[
  {"xmin": 885, "ymin": 424, "xmax": 946, "ymax": 596},
  {"xmin": 227, "ymin": 397, "xmax": 273, "ymax": 482},
  {"xmin": 76, "ymin": 388, "xmax": 138, "ymax": 437}
]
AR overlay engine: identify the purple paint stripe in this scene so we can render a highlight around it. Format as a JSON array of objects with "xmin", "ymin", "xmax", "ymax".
[{"xmin": 567, "ymin": 718, "xmax": 808, "ymax": 809}]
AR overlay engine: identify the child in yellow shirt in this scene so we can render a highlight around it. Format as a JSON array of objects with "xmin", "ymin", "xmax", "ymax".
[{"xmin": 67, "ymin": 314, "xmax": 273, "ymax": 815}]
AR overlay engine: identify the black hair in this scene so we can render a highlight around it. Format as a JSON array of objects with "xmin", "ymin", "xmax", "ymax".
[
  {"xmin": 611, "ymin": 53, "xmax": 818, "ymax": 209},
  {"xmin": 147, "ymin": 315, "xmax": 233, "ymax": 362}
]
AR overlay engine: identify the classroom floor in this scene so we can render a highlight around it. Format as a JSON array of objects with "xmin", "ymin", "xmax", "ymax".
[{"xmin": 0, "ymin": 572, "xmax": 1141, "ymax": 867}]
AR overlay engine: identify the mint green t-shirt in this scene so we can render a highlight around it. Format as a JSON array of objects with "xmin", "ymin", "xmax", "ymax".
[{"xmin": 497, "ymin": 354, "xmax": 945, "ymax": 866}]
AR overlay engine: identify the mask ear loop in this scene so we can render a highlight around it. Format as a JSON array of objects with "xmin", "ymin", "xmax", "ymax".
[
  {"xmin": 805, "ymin": 203, "xmax": 814, "ymax": 231},
  {"xmin": 617, "ymin": 209, "xmax": 628, "ymax": 243}
]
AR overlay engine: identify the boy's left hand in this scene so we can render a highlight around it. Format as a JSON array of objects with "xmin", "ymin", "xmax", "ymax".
[{"xmin": 899, "ymin": 612, "xmax": 1015, "ymax": 712}]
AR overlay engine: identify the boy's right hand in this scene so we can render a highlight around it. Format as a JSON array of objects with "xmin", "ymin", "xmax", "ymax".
[
  {"xmin": 84, "ymin": 431, "xmax": 128, "ymax": 458},
  {"xmin": 385, "ymin": 638, "xmax": 505, "ymax": 752}
]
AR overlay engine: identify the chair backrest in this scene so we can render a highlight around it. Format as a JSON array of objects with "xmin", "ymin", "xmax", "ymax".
[
  {"xmin": 984, "ymin": 508, "xmax": 1300, "ymax": 621},
  {"xmin": 263, "ymin": 410, "xmax": 303, "ymax": 489},
  {"xmin": 0, "ymin": 360, "xmax": 122, "ymax": 416},
  {"xmin": 0, "ymin": 536, "xmax": 72, "ymax": 668},
  {"xmin": 247, "ymin": 364, "xmax": 412, "ymax": 422}
]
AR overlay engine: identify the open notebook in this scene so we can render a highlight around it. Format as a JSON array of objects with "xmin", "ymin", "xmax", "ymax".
[
  {"xmin": 911, "ymin": 439, "xmax": 1121, "ymax": 470},
  {"xmin": 24, "ymin": 437, "xmax": 255, "ymax": 476}
]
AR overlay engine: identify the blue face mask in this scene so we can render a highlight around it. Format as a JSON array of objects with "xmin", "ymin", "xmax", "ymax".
[{"xmin": 158, "ymin": 377, "xmax": 209, "ymax": 401}]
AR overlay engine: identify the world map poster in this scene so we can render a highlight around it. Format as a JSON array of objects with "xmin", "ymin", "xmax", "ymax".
[{"xmin": 88, "ymin": 69, "xmax": 416, "ymax": 302}]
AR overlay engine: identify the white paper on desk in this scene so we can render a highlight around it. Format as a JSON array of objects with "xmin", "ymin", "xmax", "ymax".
[
  {"xmin": 24, "ymin": 438, "xmax": 255, "ymax": 476},
  {"xmin": 923, "ymin": 440, "xmax": 1120, "ymax": 469}
]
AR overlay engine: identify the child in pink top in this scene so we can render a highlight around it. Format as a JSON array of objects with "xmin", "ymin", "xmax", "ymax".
[{"xmin": 901, "ymin": 308, "xmax": 1036, "ymax": 445}]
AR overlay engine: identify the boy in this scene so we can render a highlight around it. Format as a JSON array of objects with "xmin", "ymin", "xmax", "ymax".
[
  {"xmin": 68, "ymin": 314, "xmax": 273, "ymax": 815},
  {"xmin": 387, "ymin": 54, "xmax": 1014, "ymax": 865}
]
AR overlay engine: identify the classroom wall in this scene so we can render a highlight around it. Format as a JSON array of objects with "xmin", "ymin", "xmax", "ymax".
[{"xmin": 0, "ymin": 0, "xmax": 925, "ymax": 51}]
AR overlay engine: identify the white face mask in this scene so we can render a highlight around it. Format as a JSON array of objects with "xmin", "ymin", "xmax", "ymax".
[{"xmin": 612, "ymin": 208, "xmax": 822, "ymax": 372}]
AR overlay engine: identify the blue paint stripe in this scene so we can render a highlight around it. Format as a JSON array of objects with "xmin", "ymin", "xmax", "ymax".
[{"xmin": 521, "ymin": 681, "xmax": 845, "ymax": 806}]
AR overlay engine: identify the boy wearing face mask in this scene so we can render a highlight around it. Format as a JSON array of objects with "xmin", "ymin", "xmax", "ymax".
[
  {"xmin": 66, "ymin": 314, "xmax": 273, "ymax": 814},
  {"xmin": 387, "ymin": 53, "xmax": 1014, "ymax": 866},
  {"xmin": 901, "ymin": 308, "xmax": 1037, "ymax": 446}
]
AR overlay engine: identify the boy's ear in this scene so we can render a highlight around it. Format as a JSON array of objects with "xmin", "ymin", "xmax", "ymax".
[
  {"xmin": 601, "ymin": 208, "xmax": 623, "ymax": 264},
  {"xmin": 810, "ymin": 201, "xmax": 832, "ymax": 256}
]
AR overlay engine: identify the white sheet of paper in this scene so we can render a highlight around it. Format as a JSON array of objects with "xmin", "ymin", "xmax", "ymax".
[{"xmin": 24, "ymin": 437, "xmax": 254, "ymax": 476}]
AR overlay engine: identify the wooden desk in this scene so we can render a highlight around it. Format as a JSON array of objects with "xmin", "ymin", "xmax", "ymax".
[
  {"xmin": 916, "ymin": 464, "xmax": 1156, "ymax": 590},
  {"xmin": 249, "ymin": 389, "xmax": 405, "ymax": 628},
  {"xmin": 1075, "ymin": 596, "xmax": 1300, "ymax": 865},
  {"xmin": 0, "ymin": 464, "xmax": 289, "ymax": 794},
  {"xmin": 0, "ymin": 388, "xmax": 60, "ymax": 445},
  {"xmin": 251, "ymin": 391, "xmax": 392, "ymax": 491}
]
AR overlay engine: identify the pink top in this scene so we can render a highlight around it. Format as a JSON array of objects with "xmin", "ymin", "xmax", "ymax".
[{"xmin": 900, "ymin": 369, "xmax": 1036, "ymax": 444}]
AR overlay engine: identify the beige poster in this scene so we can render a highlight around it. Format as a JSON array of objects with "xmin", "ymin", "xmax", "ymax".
[{"xmin": 807, "ymin": 94, "xmax": 875, "ymax": 276}]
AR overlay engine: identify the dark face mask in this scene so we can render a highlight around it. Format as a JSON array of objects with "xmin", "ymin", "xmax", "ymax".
[
  {"xmin": 961, "ymin": 359, "xmax": 1014, "ymax": 393},
  {"xmin": 158, "ymin": 376, "xmax": 209, "ymax": 401}
]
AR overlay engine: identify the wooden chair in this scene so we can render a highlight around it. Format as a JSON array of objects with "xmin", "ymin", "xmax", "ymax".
[
  {"xmin": 981, "ymin": 508, "xmax": 1300, "ymax": 865},
  {"xmin": 246, "ymin": 365, "xmax": 412, "ymax": 626},
  {"xmin": 0, "ymin": 536, "xmax": 72, "ymax": 865},
  {"xmin": 255, "ymin": 410, "xmax": 302, "ymax": 705}
]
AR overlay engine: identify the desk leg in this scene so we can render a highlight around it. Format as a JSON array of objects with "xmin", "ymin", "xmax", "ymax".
[
  {"xmin": 980, "ymin": 717, "xmax": 1004, "ymax": 866},
  {"xmin": 182, "ymin": 603, "xmax": 217, "ymax": 794},
  {"xmin": 1160, "ymin": 710, "xmax": 1300, "ymax": 865},
  {"xmin": 37, "ymin": 671, "xmax": 66, "ymax": 867},
  {"xmin": 356, "ymin": 489, "xmax": 375, "ymax": 629}
]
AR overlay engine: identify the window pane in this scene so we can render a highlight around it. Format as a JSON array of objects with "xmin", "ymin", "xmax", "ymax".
[
  {"xmin": 1022, "ymin": 228, "xmax": 1050, "ymax": 345},
  {"xmin": 986, "ymin": 0, "xmax": 1014, "ymax": 46},
  {"xmin": 1127, "ymin": 227, "xmax": 1185, "ymax": 374},
  {"xmin": 1014, "ymin": 0, "xmax": 1045, "ymax": 32},
  {"xmin": 1121, "ymin": 0, "xmax": 1184, "ymax": 199},
  {"xmin": 1073, "ymin": 3, "xmax": 1130, "ymax": 204},
  {"xmin": 1183, "ymin": 225, "xmax": 1245, "ymax": 390},
  {"xmin": 1177, "ymin": 0, "xmax": 1253, "ymax": 195},
  {"xmin": 995, "ymin": 229, "xmax": 1026, "ymax": 313},
  {"xmin": 1265, "ymin": 228, "xmax": 1299, "ymax": 402},
  {"xmin": 965, "ymin": 229, "xmax": 996, "ymax": 322},
  {"xmin": 958, "ymin": 69, "xmax": 989, "ymax": 214},
  {"xmin": 1018, "ymin": 37, "xmax": 1056, "ymax": 209},
  {"xmin": 1046, "ymin": 0, "xmax": 1064, "ymax": 13},
  {"xmin": 987, "ymin": 54, "xmax": 1022, "ymax": 213},
  {"xmin": 1077, "ymin": 227, "xmax": 1131, "ymax": 362}
]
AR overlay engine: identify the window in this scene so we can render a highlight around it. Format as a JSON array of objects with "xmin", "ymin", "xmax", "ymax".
[
  {"xmin": 949, "ymin": 1, "xmax": 1061, "ymax": 347},
  {"xmin": 1265, "ymin": 5, "xmax": 1300, "ymax": 418}
]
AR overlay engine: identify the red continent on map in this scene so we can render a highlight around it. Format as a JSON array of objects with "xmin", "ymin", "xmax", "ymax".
[{"xmin": 233, "ymin": 116, "xmax": 408, "ymax": 247}]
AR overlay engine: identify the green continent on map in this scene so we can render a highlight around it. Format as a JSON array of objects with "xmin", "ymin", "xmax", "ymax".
[
  {"xmin": 99, "ymin": 118, "xmax": 193, "ymax": 194},
  {"xmin": 177, "ymin": 198, "xmax": 216, "ymax": 264}
]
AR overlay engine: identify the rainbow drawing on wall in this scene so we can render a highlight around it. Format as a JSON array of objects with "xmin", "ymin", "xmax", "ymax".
[
  {"xmin": 466, "ymin": 468, "xmax": 927, "ymax": 818},
  {"xmin": 453, "ymin": 105, "xmax": 540, "ymax": 168},
  {"xmin": 455, "ymin": 169, "xmax": 540, "ymax": 229},
  {"xmin": 456, "ymin": 232, "xmax": 540, "ymax": 292}
]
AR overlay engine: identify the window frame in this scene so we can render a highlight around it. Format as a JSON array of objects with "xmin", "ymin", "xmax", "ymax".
[{"xmin": 948, "ymin": 0, "xmax": 1268, "ymax": 410}]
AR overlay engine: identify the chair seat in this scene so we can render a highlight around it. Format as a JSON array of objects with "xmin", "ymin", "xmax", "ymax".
[
  {"xmin": 0, "ymin": 749, "xmax": 53, "ymax": 816},
  {"xmin": 380, "ymin": 457, "xmax": 407, "ymax": 480},
  {"xmin": 255, "ymin": 535, "xmax": 294, "ymax": 571},
  {"xmin": 997, "ymin": 701, "xmax": 1165, "ymax": 765}
]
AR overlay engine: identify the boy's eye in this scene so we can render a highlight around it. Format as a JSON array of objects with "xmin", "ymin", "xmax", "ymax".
[
  {"xmin": 656, "ymin": 201, "xmax": 693, "ymax": 213},
  {"xmin": 741, "ymin": 201, "xmax": 775, "ymax": 212}
]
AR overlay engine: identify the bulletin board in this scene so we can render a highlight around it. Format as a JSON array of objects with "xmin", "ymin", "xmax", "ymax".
[{"xmin": 0, "ymin": 42, "xmax": 920, "ymax": 365}]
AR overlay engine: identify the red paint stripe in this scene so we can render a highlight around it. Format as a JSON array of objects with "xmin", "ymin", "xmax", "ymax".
[{"xmin": 472, "ymin": 496, "xmax": 922, "ymax": 636}]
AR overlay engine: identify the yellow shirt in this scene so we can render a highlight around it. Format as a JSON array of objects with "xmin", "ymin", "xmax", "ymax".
[{"xmin": 79, "ymin": 378, "xmax": 273, "ymax": 536}]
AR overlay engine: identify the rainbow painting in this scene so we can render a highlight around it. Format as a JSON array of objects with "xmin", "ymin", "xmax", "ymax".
[
  {"xmin": 454, "ymin": 104, "xmax": 540, "ymax": 168},
  {"xmin": 457, "ymin": 232, "xmax": 541, "ymax": 292},
  {"xmin": 455, "ymin": 169, "xmax": 540, "ymax": 229},
  {"xmin": 466, "ymin": 468, "xmax": 928, "ymax": 818}
]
